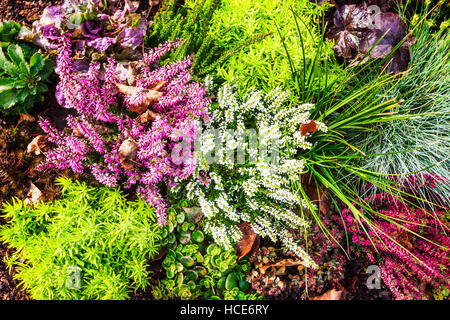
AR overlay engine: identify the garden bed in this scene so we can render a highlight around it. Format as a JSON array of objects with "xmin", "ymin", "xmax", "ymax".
[{"xmin": 0, "ymin": 0, "xmax": 448, "ymax": 302}]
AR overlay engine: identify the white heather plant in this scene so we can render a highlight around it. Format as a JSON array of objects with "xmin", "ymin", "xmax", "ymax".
[{"xmin": 172, "ymin": 82, "xmax": 327, "ymax": 267}]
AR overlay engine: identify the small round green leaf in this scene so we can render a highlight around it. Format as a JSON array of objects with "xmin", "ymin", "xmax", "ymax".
[
  {"xmin": 225, "ymin": 273, "xmax": 238, "ymax": 291},
  {"xmin": 193, "ymin": 266, "xmax": 207, "ymax": 277},
  {"xmin": 176, "ymin": 213, "xmax": 185, "ymax": 224},
  {"xmin": 180, "ymin": 256, "xmax": 195, "ymax": 268},
  {"xmin": 192, "ymin": 230, "xmax": 204, "ymax": 243},
  {"xmin": 178, "ymin": 231, "xmax": 191, "ymax": 244},
  {"xmin": 185, "ymin": 270, "xmax": 198, "ymax": 281},
  {"xmin": 239, "ymin": 279, "xmax": 251, "ymax": 292}
]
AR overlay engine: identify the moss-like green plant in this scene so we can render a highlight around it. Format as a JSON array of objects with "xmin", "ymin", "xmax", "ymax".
[
  {"xmin": 152, "ymin": 203, "xmax": 262, "ymax": 300},
  {"xmin": 206, "ymin": 0, "xmax": 338, "ymax": 91},
  {"xmin": 0, "ymin": 178, "xmax": 162, "ymax": 300},
  {"xmin": 147, "ymin": 0, "xmax": 340, "ymax": 92}
]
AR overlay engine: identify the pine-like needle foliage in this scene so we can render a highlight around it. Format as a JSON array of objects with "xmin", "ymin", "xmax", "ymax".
[
  {"xmin": 0, "ymin": 178, "xmax": 162, "ymax": 300},
  {"xmin": 146, "ymin": 0, "xmax": 234, "ymax": 75}
]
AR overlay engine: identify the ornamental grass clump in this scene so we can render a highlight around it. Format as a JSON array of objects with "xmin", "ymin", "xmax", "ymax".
[
  {"xmin": 172, "ymin": 82, "xmax": 327, "ymax": 266},
  {"xmin": 38, "ymin": 37, "xmax": 210, "ymax": 224},
  {"xmin": 337, "ymin": 175, "xmax": 450, "ymax": 300},
  {"xmin": 355, "ymin": 17, "xmax": 450, "ymax": 204}
]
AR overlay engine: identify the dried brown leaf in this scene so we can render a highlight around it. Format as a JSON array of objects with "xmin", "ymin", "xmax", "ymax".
[
  {"xmin": 140, "ymin": 109, "xmax": 160, "ymax": 123},
  {"xmin": 119, "ymin": 138, "xmax": 138, "ymax": 169},
  {"xmin": 18, "ymin": 113, "xmax": 35, "ymax": 126},
  {"xmin": 26, "ymin": 135, "xmax": 46, "ymax": 155},
  {"xmin": 24, "ymin": 181, "xmax": 42, "ymax": 205},
  {"xmin": 300, "ymin": 120, "xmax": 318, "ymax": 136},
  {"xmin": 117, "ymin": 82, "xmax": 166, "ymax": 114},
  {"xmin": 260, "ymin": 258, "xmax": 310, "ymax": 274},
  {"xmin": 236, "ymin": 222, "xmax": 260, "ymax": 260},
  {"xmin": 310, "ymin": 288, "xmax": 345, "ymax": 300},
  {"xmin": 149, "ymin": 0, "xmax": 162, "ymax": 6}
]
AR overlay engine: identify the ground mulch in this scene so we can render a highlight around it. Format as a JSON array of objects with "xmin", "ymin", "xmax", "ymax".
[
  {"xmin": 0, "ymin": 234, "xmax": 30, "ymax": 300},
  {"xmin": 343, "ymin": 259, "xmax": 393, "ymax": 300}
]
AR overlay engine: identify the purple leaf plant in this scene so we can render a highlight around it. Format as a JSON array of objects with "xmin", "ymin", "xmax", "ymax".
[
  {"xmin": 38, "ymin": 37, "xmax": 210, "ymax": 225},
  {"xmin": 326, "ymin": 1, "xmax": 415, "ymax": 74},
  {"xmin": 20, "ymin": 0, "xmax": 148, "ymax": 58}
]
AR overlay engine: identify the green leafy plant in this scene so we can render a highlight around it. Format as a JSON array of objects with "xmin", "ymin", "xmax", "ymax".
[
  {"xmin": 152, "ymin": 204, "xmax": 262, "ymax": 300},
  {"xmin": 147, "ymin": 0, "xmax": 268, "ymax": 79},
  {"xmin": 0, "ymin": 178, "xmax": 162, "ymax": 300},
  {"xmin": 0, "ymin": 21, "xmax": 22, "ymax": 48},
  {"xmin": 0, "ymin": 43, "xmax": 54, "ymax": 114},
  {"xmin": 147, "ymin": 0, "xmax": 220, "ymax": 76}
]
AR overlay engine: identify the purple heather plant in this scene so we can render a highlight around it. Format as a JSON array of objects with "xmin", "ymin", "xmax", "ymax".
[
  {"xmin": 38, "ymin": 37, "xmax": 210, "ymax": 225},
  {"xmin": 337, "ymin": 174, "xmax": 450, "ymax": 300}
]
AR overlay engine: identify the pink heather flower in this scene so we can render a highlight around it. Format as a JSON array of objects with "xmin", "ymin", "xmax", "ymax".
[{"xmin": 39, "ymin": 38, "xmax": 211, "ymax": 224}]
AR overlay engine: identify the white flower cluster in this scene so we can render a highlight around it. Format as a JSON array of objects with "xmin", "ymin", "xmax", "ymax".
[
  {"xmin": 180, "ymin": 83, "xmax": 327, "ymax": 265},
  {"xmin": 204, "ymin": 74, "xmax": 214, "ymax": 91}
]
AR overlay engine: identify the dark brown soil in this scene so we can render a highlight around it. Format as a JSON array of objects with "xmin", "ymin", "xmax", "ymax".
[
  {"xmin": 0, "ymin": 1, "xmax": 64, "ymax": 24},
  {"xmin": 342, "ymin": 259, "xmax": 393, "ymax": 300},
  {"xmin": 0, "ymin": 233, "xmax": 31, "ymax": 300},
  {"xmin": 0, "ymin": 97, "xmax": 74, "ymax": 300}
]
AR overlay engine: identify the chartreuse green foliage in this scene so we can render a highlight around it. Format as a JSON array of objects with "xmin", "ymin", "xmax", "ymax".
[
  {"xmin": 152, "ymin": 204, "xmax": 262, "ymax": 300},
  {"xmin": 207, "ymin": 0, "xmax": 339, "ymax": 91},
  {"xmin": 0, "ymin": 40, "xmax": 53, "ymax": 114},
  {"xmin": 147, "ymin": 0, "xmax": 272, "ymax": 79},
  {"xmin": 0, "ymin": 178, "xmax": 162, "ymax": 300},
  {"xmin": 148, "ymin": 0, "xmax": 340, "ymax": 91}
]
